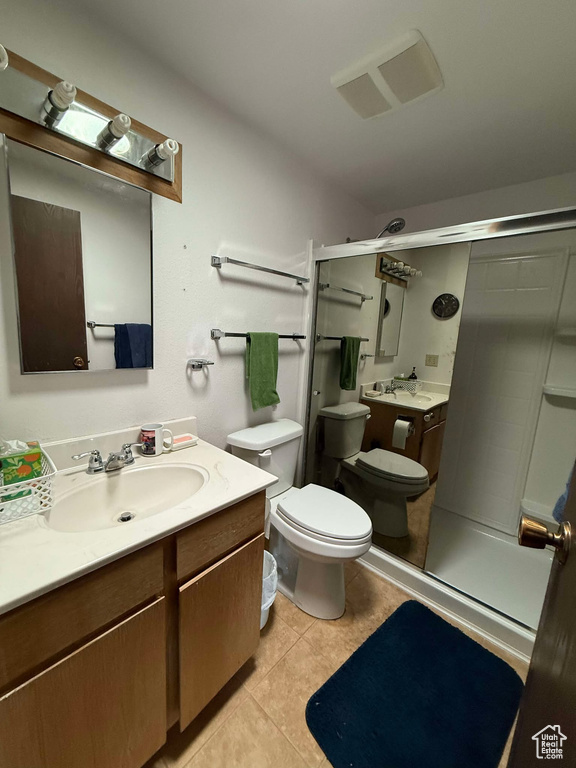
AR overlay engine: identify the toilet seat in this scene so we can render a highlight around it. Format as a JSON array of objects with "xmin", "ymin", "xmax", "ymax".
[
  {"xmin": 277, "ymin": 484, "xmax": 372, "ymax": 542},
  {"xmin": 356, "ymin": 449, "xmax": 428, "ymax": 485}
]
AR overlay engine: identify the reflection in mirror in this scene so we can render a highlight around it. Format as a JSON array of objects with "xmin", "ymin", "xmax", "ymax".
[
  {"xmin": 376, "ymin": 282, "xmax": 404, "ymax": 357},
  {"xmin": 5, "ymin": 139, "xmax": 152, "ymax": 373},
  {"xmin": 426, "ymin": 229, "xmax": 576, "ymax": 629},
  {"xmin": 306, "ymin": 242, "xmax": 471, "ymax": 570}
]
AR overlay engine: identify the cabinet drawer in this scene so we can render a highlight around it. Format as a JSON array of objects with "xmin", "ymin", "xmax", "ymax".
[
  {"xmin": 176, "ymin": 492, "xmax": 265, "ymax": 580},
  {"xmin": 0, "ymin": 543, "xmax": 164, "ymax": 692},
  {"xmin": 179, "ymin": 534, "xmax": 264, "ymax": 728},
  {"xmin": 0, "ymin": 598, "xmax": 167, "ymax": 768}
]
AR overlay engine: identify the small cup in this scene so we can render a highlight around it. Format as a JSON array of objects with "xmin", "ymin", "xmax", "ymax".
[{"xmin": 140, "ymin": 424, "xmax": 174, "ymax": 456}]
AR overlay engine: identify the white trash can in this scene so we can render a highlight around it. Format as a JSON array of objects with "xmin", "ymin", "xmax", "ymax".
[{"xmin": 261, "ymin": 551, "xmax": 278, "ymax": 630}]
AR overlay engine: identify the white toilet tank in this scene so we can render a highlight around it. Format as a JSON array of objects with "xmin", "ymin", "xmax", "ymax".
[
  {"xmin": 227, "ymin": 419, "xmax": 304, "ymax": 498},
  {"xmin": 319, "ymin": 402, "xmax": 371, "ymax": 459}
]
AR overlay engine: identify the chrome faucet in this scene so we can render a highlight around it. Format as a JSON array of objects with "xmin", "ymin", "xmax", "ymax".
[
  {"xmin": 72, "ymin": 442, "xmax": 143, "ymax": 474},
  {"xmin": 384, "ymin": 380, "xmax": 401, "ymax": 395}
]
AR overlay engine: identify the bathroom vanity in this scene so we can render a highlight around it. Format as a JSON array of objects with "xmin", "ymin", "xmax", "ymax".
[
  {"xmin": 361, "ymin": 393, "xmax": 449, "ymax": 480},
  {"xmin": 0, "ymin": 437, "xmax": 273, "ymax": 768}
]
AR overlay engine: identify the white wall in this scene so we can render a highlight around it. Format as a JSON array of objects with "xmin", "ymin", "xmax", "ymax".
[
  {"xmin": 374, "ymin": 171, "xmax": 576, "ymax": 235},
  {"xmin": 0, "ymin": 0, "xmax": 373, "ymax": 447},
  {"xmin": 394, "ymin": 245, "xmax": 470, "ymax": 384},
  {"xmin": 7, "ymin": 141, "xmax": 151, "ymax": 371}
]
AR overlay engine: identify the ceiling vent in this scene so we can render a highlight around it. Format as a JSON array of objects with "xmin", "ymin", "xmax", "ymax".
[{"xmin": 331, "ymin": 31, "xmax": 443, "ymax": 119}]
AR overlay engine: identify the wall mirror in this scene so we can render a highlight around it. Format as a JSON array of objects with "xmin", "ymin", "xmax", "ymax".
[
  {"xmin": 376, "ymin": 282, "xmax": 403, "ymax": 357},
  {"xmin": 306, "ymin": 218, "xmax": 576, "ymax": 633},
  {"xmin": 4, "ymin": 137, "xmax": 153, "ymax": 373}
]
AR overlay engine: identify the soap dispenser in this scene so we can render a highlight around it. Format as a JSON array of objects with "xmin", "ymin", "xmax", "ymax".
[{"xmin": 408, "ymin": 367, "xmax": 418, "ymax": 380}]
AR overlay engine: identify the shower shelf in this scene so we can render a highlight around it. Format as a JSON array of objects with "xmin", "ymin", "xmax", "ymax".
[{"xmin": 542, "ymin": 384, "xmax": 576, "ymax": 399}]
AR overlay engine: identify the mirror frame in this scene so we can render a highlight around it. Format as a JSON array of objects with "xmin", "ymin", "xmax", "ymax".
[{"xmin": 1, "ymin": 133, "xmax": 154, "ymax": 374}]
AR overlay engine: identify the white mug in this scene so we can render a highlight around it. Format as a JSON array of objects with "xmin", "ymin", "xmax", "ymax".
[{"xmin": 140, "ymin": 423, "xmax": 174, "ymax": 456}]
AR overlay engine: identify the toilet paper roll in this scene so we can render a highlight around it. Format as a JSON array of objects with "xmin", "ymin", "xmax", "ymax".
[{"xmin": 392, "ymin": 419, "xmax": 411, "ymax": 450}]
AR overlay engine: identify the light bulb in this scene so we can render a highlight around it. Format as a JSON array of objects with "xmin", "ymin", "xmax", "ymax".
[
  {"xmin": 0, "ymin": 44, "xmax": 8, "ymax": 73},
  {"xmin": 41, "ymin": 81, "xmax": 77, "ymax": 128},
  {"xmin": 97, "ymin": 113, "xmax": 131, "ymax": 150},
  {"xmin": 144, "ymin": 138, "xmax": 179, "ymax": 167}
]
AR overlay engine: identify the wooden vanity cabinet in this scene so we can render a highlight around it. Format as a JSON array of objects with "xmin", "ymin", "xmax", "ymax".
[
  {"xmin": 0, "ymin": 600, "xmax": 167, "ymax": 768},
  {"xmin": 361, "ymin": 400, "xmax": 448, "ymax": 480},
  {"xmin": 0, "ymin": 490, "xmax": 266, "ymax": 768}
]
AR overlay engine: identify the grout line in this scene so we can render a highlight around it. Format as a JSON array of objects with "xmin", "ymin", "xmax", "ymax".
[
  {"xmin": 244, "ymin": 614, "xmax": 301, "ymax": 693},
  {"xmin": 248, "ymin": 692, "xmax": 319, "ymax": 766}
]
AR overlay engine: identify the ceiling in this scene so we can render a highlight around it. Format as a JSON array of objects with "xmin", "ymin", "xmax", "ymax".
[{"xmin": 67, "ymin": 0, "xmax": 576, "ymax": 213}]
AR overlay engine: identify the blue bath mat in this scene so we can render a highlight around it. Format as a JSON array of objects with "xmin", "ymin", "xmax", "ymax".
[{"xmin": 306, "ymin": 601, "xmax": 523, "ymax": 768}]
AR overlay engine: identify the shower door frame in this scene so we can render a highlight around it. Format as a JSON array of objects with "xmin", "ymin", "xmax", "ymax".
[{"xmin": 304, "ymin": 205, "xmax": 576, "ymax": 479}]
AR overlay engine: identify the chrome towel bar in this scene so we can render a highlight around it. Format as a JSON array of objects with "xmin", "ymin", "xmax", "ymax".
[
  {"xmin": 211, "ymin": 255, "xmax": 309, "ymax": 285},
  {"xmin": 316, "ymin": 334, "xmax": 369, "ymax": 342},
  {"xmin": 87, "ymin": 321, "xmax": 114, "ymax": 328},
  {"xmin": 319, "ymin": 283, "xmax": 373, "ymax": 302},
  {"xmin": 211, "ymin": 328, "xmax": 306, "ymax": 340}
]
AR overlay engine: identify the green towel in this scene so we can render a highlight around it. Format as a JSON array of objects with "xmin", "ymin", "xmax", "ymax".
[
  {"xmin": 340, "ymin": 336, "xmax": 361, "ymax": 390},
  {"xmin": 245, "ymin": 333, "xmax": 281, "ymax": 411}
]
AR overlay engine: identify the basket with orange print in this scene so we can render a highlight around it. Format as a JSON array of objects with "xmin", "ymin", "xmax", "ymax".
[{"xmin": 0, "ymin": 442, "xmax": 56, "ymax": 525}]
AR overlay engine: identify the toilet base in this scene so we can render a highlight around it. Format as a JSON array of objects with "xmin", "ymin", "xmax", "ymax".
[
  {"xmin": 278, "ymin": 558, "xmax": 346, "ymax": 620},
  {"xmin": 371, "ymin": 495, "xmax": 409, "ymax": 537},
  {"xmin": 340, "ymin": 468, "xmax": 410, "ymax": 538}
]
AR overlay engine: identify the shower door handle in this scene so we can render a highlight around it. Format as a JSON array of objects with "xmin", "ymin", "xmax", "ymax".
[{"xmin": 518, "ymin": 516, "xmax": 571, "ymax": 564}]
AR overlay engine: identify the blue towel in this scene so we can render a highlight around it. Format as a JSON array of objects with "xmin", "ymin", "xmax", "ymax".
[
  {"xmin": 114, "ymin": 324, "xmax": 152, "ymax": 368},
  {"xmin": 553, "ymin": 465, "xmax": 574, "ymax": 523}
]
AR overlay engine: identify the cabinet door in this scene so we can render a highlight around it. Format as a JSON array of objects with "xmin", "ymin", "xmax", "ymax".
[
  {"xmin": 179, "ymin": 534, "xmax": 264, "ymax": 729},
  {"xmin": 0, "ymin": 598, "xmax": 166, "ymax": 768},
  {"xmin": 420, "ymin": 421, "xmax": 446, "ymax": 480}
]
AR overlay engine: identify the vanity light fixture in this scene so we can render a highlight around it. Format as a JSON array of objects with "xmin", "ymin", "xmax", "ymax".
[
  {"xmin": 0, "ymin": 44, "xmax": 8, "ymax": 72},
  {"xmin": 145, "ymin": 138, "xmax": 179, "ymax": 167},
  {"xmin": 40, "ymin": 80, "xmax": 77, "ymax": 128},
  {"xmin": 97, "ymin": 113, "xmax": 131, "ymax": 151}
]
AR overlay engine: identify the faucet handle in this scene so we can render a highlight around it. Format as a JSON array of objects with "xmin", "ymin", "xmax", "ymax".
[
  {"xmin": 71, "ymin": 449, "xmax": 104, "ymax": 474},
  {"xmin": 121, "ymin": 442, "xmax": 144, "ymax": 464}
]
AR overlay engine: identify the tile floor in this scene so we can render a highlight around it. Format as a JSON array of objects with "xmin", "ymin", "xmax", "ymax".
[
  {"xmin": 372, "ymin": 482, "xmax": 436, "ymax": 568},
  {"xmin": 145, "ymin": 561, "xmax": 527, "ymax": 768}
]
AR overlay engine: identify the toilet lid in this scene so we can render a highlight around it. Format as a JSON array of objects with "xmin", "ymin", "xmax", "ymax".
[
  {"xmin": 356, "ymin": 449, "xmax": 428, "ymax": 484},
  {"xmin": 277, "ymin": 484, "xmax": 372, "ymax": 540}
]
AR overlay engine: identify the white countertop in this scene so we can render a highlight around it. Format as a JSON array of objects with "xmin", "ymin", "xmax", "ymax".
[
  {"xmin": 0, "ymin": 439, "xmax": 276, "ymax": 617},
  {"xmin": 361, "ymin": 390, "xmax": 449, "ymax": 412}
]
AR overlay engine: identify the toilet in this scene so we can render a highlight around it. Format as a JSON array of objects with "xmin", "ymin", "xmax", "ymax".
[
  {"xmin": 319, "ymin": 403, "xmax": 429, "ymax": 538},
  {"xmin": 227, "ymin": 419, "xmax": 372, "ymax": 620}
]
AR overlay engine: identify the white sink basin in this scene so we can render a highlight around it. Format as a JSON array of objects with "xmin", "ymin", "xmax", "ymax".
[
  {"xmin": 378, "ymin": 391, "xmax": 433, "ymax": 404},
  {"xmin": 46, "ymin": 463, "xmax": 208, "ymax": 532},
  {"xmin": 395, "ymin": 392, "xmax": 433, "ymax": 404}
]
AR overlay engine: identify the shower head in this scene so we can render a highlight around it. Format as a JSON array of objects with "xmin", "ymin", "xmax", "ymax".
[{"xmin": 376, "ymin": 217, "xmax": 406, "ymax": 238}]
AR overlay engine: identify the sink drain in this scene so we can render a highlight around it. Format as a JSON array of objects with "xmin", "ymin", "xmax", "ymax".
[{"xmin": 117, "ymin": 511, "xmax": 135, "ymax": 523}]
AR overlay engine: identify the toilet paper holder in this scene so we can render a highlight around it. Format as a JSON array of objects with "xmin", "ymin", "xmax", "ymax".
[{"xmin": 392, "ymin": 416, "xmax": 415, "ymax": 450}]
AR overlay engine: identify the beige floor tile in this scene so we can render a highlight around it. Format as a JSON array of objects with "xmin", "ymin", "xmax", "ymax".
[
  {"xmin": 303, "ymin": 565, "xmax": 408, "ymax": 667},
  {"xmin": 187, "ymin": 695, "xmax": 307, "ymax": 768},
  {"xmin": 243, "ymin": 611, "xmax": 300, "ymax": 691},
  {"xmin": 251, "ymin": 637, "xmax": 338, "ymax": 766},
  {"xmin": 274, "ymin": 591, "xmax": 317, "ymax": 636},
  {"xmin": 145, "ymin": 670, "xmax": 249, "ymax": 768},
  {"xmin": 344, "ymin": 560, "xmax": 361, "ymax": 584}
]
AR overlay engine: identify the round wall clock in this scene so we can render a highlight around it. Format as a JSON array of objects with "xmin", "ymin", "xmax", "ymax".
[{"xmin": 432, "ymin": 293, "xmax": 460, "ymax": 318}]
